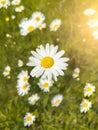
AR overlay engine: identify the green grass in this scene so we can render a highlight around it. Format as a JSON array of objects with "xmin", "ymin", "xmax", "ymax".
[{"xmin": 0, "ymin": 0, "xmax": 98, "ymax": 130}]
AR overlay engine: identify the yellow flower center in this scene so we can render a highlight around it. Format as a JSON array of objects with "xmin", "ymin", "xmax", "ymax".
[
  {"xmin": 55, "ymin": 99, "xmax": 60, "ymax": 105},
  {"xmin": 53, "ymin": 24, "xmax": 59, "ymax": 29},
  {"xmin": 5, "ymin": 70, "xmax": 10, "ymax": 74},
  {"xmin": 33, "ymin": 98, "xmax": 37, "ymax": 103},
  {"xmin": 88, "ymin": 12, "xmax": 92, "ymax": 16},
  {"xmin": 38, "ymin": 24, "xmax": 42, "ymax": 28},
  {"xmin": 83, "ymin": 103, "xmax": 88, "ymax": 108},
  {"xmin": 43, "ymin": 82, "xmax": 49, "ymax": 88},
  {"xmin": 15, "ymin": 1, "xmax": 18, "ymax": 4},
  {"xmin": 86, "ymin": 87, "xmax": 92, "ymax": 92},
  {"xmin": 23, "ymin": 85, "xmax": 28, "ymax": 90},
  {"xmin": 41, "ymin": 56, "xmax": 54, "ymax": 68},
  {"xmin": 91, "ymin": 21, "xmax": 95, "ymax": 25},
  {"xmin": 27, "ymin": 26, "xmax": 34, "ymax": 32},
  {"xmin": 35, "ymin": 17, "xmax": 40, "ymax": 21},
  {"xmin": 27, "ymin": 116, "xmax": 32, "ymax": 121},
  {"xmin": 23, "ymin": 76, "xmax": 28, "ymax": 82},
  {"xmin": 17, "ymin": 6, "xmax": 21, "ymax": 10},
  {"xmin": 1, "ymin": 0, "xmax": 6, "ymax": 5},
  {"xmin": 74, "ymin": 72, "xmax": 79, "ymax": 76}
]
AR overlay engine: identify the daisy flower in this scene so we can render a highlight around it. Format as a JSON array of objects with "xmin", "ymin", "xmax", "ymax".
[
  {"xmin": 28, "ymin": 94, "xmax": 40, "ymax": 105},
  {"xmin": 16, "ymin": 82, "xmax": 30, "ymax": 96},
  {"xmin": 87, "ymin": 19, "xmax": 98, "ymax": 28},
  {"xmin": 27, "ymin": 43, "xmax": 69, "ymax": 81},
  {"xmin": 19, "ymin": 18, "xmax": 37, "ymax": 36},
  {"xmin": 37, "ymin": 22, "xmax": 46, "ymax": 30},
  {"xmin": 3, "ymin": 65, "xmax": 11, "ymax": 77},
  {"xmin": 92, "ymin": 30, "xmax": 98, "ymax": 39},
  {"xmin": 80, "ymin": 99, "xmax": 92, "ymax": 113},
  {"xmin": 18, "ymin": 59, "xmax": 23, "ymax": 67},
  {"xmin": 38, "ymin": 78, "xmax": 53, "ymax": 92},
  {"xmin": 0, "ymin": 0, "xmax": 10, "ymax": 8},
  {"xmin": 51, "ymin": 94, "xmax": 63, "ymax": 107},
  {"xmin": 83, "ymin": 8, "xmax": 96, "ymax": 16},
  {"xmin": 17, "ymin": 70, "xmax": 29, "ymax": 83},
  {"xmin": 24, "ymin": 113, "xmax": 36, "ymax": 127},
  {"xmin": 11, "ymin": 0, "xmax": 21, "ymax": 6},
  {"xmin": 15, "ymin": 5, "xmax": 24, "ymax": 12},
  {"xmin": 72, "ymin": 68, "xmax": 80, "ymax": 78},
  {"xmin": 49, "ymin": 19, "xmax": 61, "ymax": 31},
  {"xmin": 84, "ymin": 83, "xmax": 95, "ymax": 97},
  {"xmin": 31, "ymin": 11, "xmax": 45, "ymax": 24}
]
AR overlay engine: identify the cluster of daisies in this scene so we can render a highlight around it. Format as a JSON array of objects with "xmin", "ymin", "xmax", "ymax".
[
  {"xmin": 83, "ymin": 8, "xmax": 98, "ymax": 39},
  {"xmin": 19, "ymin": 11, "xmax": 61, "ymax": 36},
  {"xmin": 16, "ymin": 43, "xmax": 69, "ymax": 127},
  {"xmin": 0, "ymin": 0, "xmax": 24, "ymax": 13},
  {"xmin": 80, "ymin": 83, "xmax": 95, "ymax": 113},
  {"xmin": 3, "ymin": 44, "xmax": 96, "ymax": 126},
  {"xmin": 72, "ymin": 68, "xmax": 96, "ymax": 113}
]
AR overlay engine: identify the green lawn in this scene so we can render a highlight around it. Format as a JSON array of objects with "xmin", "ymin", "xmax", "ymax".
[{"xmin": 0, "ymin": 0, "xmax": 98, "ymax": 130}]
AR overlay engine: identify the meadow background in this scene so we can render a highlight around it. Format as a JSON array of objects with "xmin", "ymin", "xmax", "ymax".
[{"xmin": 0, "ymin": 0, "xmax": 98, "ymax": 129}]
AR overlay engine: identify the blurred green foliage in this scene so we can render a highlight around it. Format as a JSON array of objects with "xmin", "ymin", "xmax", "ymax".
[{"xmin": 0, "ymin": 0, "xmax": 98, "ymax": 129}]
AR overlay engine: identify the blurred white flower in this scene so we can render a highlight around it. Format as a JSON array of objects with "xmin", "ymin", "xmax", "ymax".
[
  {"xmin": 49, "ymin": 19, "xmax": 61, "ymax": 31},
  {"xmin": 18, "ymin": 59, "xmax": 23, "ymax": 67},
  {"xmin": 87, "ymin": 19, "xmax": 98, "ymax": 28},
  {"xmin": 38, "ymin": 78, "xmax": 53, "ymax": 92},
  {"xmin": 28, "ymin": 94, "xmax": 40, "ymax": 105},
  {"xmin": 7, "ymin": 75, "xmax": 11, "ymax": 79},
  {"xmin": 31, "ymin": 11, "xmax": 45, "ymax": 24},
  {"xmin": 11, "ymin": 0, "xmax": 21, "ymax": 6},
  {"xmin": 3, "ymin": 65, "xmax": 11, "ymax": 77},
  {"xmin": 83, "ymin": 8, "xmax": 96, "ymax": 16},
  {"xmin": 17, "ymin": 70, "xmax": 29, "ymax": 84},
  {"xmin": 72, "ymin": 68, "xmax": 80, "ymax": 78},
  {"xmin": 16, "ymin": 82, "xmax": 30, "ymax": 96},
  {"xmin": 11, "ymin": 15, "xmax": 16, "ymax": 20},
  {"xmin": 27, "ymin": 43, "xmax": 69, "ymax": 81},
  {"xmin": 37, "ymin": 22, "xmax": 46, "ymax": 30},
  {"xmin": 19, "ymin": 18, "xmax": 37, "ymax": 36},
  {"xmin": 51, "ymin": 94, "xmax": 63, "ymax": 107},
  {"xmin": 80, "ymin": 99, "xmax": 92, "ymax": 113},
  {"xmin": 15, "ymin": 5, "xmax": 24, "ymax": 12},
  {"xmin": 84, "ymin": 83, "xmax": 95, "ymax": 97},
  {"xmin": 0, "ymin": 0, "xmax": 10, "ymax": 8},
  {"xmin": 24, "ymin": 113, "xmax": 36, "ymax": 127},
  {"xmin": 6, "ymin": 33, "xmax": 12, "ymax": 38},
  {"xmin": 92, "ymin": 30, "xmax": 98, "ymax": 39}
]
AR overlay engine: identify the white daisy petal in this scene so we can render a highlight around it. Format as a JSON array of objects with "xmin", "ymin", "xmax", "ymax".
[
  {"xmin": 31, "ymin": 50, "xmax": 42, "ymax": 59},
  {"xmin": 54, "ymin": 50, "xmax": 65, "ymax": 60},
  {"xmin": 50, "ymin": 45, "xmax": 58, "ymax": 56},
  {"xmin": 46, "ymin": 43, "xmax": 50, "ymax": 55},
  {"xmin": 30, "ymin": 66, "xmax": 42, "ymax": 77}
]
